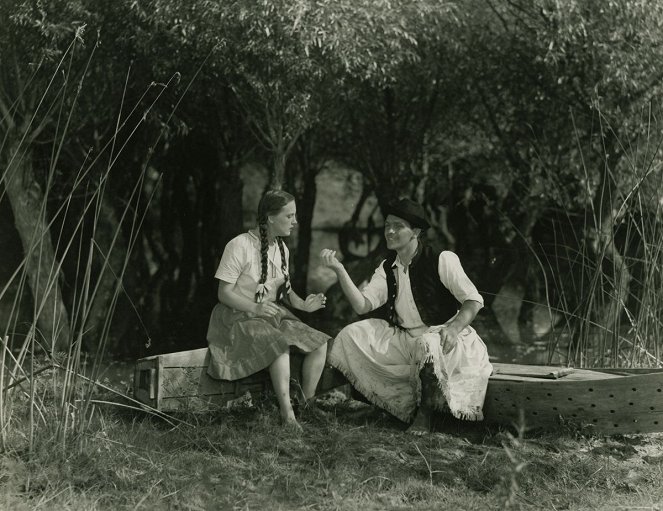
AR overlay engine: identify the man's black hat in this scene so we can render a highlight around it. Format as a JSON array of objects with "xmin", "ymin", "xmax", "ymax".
[{"xmin": 383, "ymin": 198, "xmax": 430, "ymax": 230}]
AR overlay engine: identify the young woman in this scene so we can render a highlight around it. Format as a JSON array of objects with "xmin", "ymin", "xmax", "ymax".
[{"xmin": 206, "ymin": 190, "xmax": 329, "ymax": 430}]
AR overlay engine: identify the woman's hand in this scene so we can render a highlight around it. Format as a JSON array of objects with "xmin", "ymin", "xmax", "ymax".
[
  {"xmin": 300, "ymin": 293, "xmax": 327, "ymax": 313},
  {"xmin": 319, "ymin": 249, "xmax": 344, "ymax": 273},
  {"xmin": 253, "ymin": 302, "xmax": 281, "ymax": 319}
]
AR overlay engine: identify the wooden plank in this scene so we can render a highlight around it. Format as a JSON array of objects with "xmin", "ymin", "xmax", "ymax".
[
  {"xmin": 160, "ymin": 348, "xmax": 210, "ymax": 367},
  {"xmin": 134, "ymin": 359, "xmax": 157, "ymax": 408},
  {"xmin": 489, "ymin": 371, "xmax": 621, "ymax": 383},
  {"xmin": 588, "ymin": 367, "xmax": 663, "ymax": 375},
  {"xmin": 492, "ymin": 364, "xmax": 574, "ymax": 379},
  {"xmin": 159, "ymin": 393, "xmax": 260, "ymax": 411},
  {"xmin": 491, "ymin": 364, "xmax": 622, "ymax": 382},
  {"xmin": 156, "ymin": 355, "xmax": 164, "ymax": 410},
  {"xmin": 161, "ymin": 366, "xmax": 269, "ymax": 398}
]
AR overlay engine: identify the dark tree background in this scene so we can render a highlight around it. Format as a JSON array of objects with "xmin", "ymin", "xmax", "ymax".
[{"xmin": 1, "ymin": 0, "xmax": 662, "ymax": 367}]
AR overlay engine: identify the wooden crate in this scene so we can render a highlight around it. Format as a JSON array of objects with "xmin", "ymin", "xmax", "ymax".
[{"xmin": 133, "ymin": 347, "xmax": 347, "ymax": 412}]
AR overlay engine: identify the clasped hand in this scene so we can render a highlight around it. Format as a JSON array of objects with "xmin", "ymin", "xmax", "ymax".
[{"xmin": 254, "ymin": 302, "xmax": 281, "ymax": 318}]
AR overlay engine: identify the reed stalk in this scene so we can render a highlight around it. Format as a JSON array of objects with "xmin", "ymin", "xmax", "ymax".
[
  {"xmin": 0, "ymin": 28, "xmax": 184, "ymax": 456},
  {"xmin": 523, "ymin": 108, "xmax": 663, "ymax": 368}
]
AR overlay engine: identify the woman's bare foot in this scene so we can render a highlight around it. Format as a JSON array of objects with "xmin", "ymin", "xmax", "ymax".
[
  {"xmin": 281, "ymin": 408, "xmax": 302, "ymax": 431},
  {"xmin": 281, "ymin": 415, "xmax": 303, "ymax": 432}
]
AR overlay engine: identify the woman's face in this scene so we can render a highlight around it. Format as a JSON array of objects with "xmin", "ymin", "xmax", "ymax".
[{"xmin": 268, "ymin": 200, "xmax": 297, "ymax": 237}]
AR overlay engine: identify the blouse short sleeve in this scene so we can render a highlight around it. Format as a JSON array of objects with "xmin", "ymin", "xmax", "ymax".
[
  {"xmin": 361, "ymin": 260, "xmax": 389, "ymax": 310},
  {"xmin": 214, "ymin": 236, "xmax": 249, "ymax": 284}
]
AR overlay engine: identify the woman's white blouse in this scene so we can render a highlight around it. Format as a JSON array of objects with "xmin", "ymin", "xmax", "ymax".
[{"xmin": 214, "ymin": 231, "xmax": 288, "ymax": 302}]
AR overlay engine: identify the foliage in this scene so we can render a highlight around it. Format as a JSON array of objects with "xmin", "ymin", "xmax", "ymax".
[{"xmin": 1, "ymin": 0, "xmax": 663, "ymax": 364}]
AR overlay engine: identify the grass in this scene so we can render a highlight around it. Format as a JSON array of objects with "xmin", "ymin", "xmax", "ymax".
[{"xmin": 1, "ymin": 379, "xmax": 663, "ymax": 511}]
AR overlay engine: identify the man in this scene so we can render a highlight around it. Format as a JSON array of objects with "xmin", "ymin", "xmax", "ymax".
[{"xmin": 320, "ymin": 198, "xmax": 492, "ymax": 431}]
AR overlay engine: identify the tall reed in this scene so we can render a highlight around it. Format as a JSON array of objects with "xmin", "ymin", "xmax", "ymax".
[
  {"xmin": 530, "ymin": 108, "xmax": 663, "ymax": 368},
  {"xmin": 0, "ymin": 33, "xmax": 184, "ymax": 455}
]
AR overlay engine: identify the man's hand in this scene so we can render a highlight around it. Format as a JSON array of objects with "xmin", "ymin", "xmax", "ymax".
[
  {"xmin": 301, "ymin": 293, "xmax": 327, "ymax": 313},
  {"xmin": 320, "ymin": 249, "xmax": 344, "ymax": 273},
  {"xmin": 319, "ymin": 248, "xmax": 372, "ymax": 315},
  {"xmin": 428, "ymin": 324, "xmax": 461, "ymax": 355},
  {"xmin": 253, "ymin": 302, "xmax": 281, "ymax": 319}
]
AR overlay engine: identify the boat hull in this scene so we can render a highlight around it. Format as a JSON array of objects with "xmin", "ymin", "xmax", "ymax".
[{"xmin": 483, "ymin": 364, "xmax": 663, "ymax": 435}]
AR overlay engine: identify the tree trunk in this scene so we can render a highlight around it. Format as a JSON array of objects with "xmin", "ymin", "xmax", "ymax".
[
  {"xmin": 3, "ymin": 147, "xmax": 71, "ymax": 351},
  {"xmin": 83, "ymin": 194, "xmax": 129, "ymax": 354},
  {"xmin": 270, "ymin": 149, "xmax": 287, "ymax": 191},
  {"xmin": 199, "ymin": 144, "xmax": 244, "ymax": 327},
  {"xmin": 215, "ymin": 164, "xmax": 244, "ymax": 263},
  {"xmin": 174, "ymin": 170, "xmax": 198, "ymax": 301},
  {"xmin": 292, "ymin": 159, "xmax": 317, "ymax": 294},
  {"xmin": 490, "ymin": 201, "xmax": 544, "ymax": 345},
  {"xmin": 338, "ymin": 185, "xmax": 372, "ymax": 262}
]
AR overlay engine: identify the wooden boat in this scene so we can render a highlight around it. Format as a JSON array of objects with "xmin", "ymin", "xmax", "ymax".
[
  {"xmin": 484, "ymin": 363, "xmax": 663, "ymax": 435},
  {"xmin": 133, "ymin": 348, "xmax": 663, "ymax": 435}
]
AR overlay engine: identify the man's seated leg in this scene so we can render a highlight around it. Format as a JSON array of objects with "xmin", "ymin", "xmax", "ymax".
[
  {"xmin": 407, "ymin": 362, "xmax": 437, "ymax": 433},
  {"xmin": 407, "ymin": 406, "xmax": 433, "ymax": 433}
]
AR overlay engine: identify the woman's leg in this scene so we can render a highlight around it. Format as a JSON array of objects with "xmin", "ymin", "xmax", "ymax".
[
  {"xmin": 301, "ymin": 342, "xmax": 327, "ymax": 400},
  {"xmin": 268, "ymin": 352, "xmax": 298, "ymax": 426}
]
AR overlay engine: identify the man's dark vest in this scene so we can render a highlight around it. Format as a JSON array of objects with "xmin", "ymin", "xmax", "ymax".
[{"xmin": 372, "ymin": 242, "xmax": 460, "ymax": 327}]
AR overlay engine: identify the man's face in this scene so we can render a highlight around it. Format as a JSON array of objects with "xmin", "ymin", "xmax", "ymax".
[
  {"xmin": 269, "ymin": 200, "xmax": 297, "ymax": 237},
  {"xmin": 384, "ymin": 214, "xmax": 419, "ymax": 250}
]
